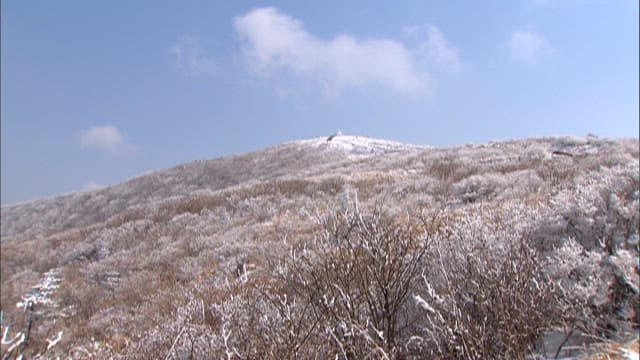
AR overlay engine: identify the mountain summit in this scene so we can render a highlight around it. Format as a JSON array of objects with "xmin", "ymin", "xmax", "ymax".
[{"xmin": 290, "ymin": 134, "xmax": 426, "ymax": 156}]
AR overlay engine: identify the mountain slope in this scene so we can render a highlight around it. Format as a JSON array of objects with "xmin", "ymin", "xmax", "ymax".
[
  {"xmin": 1, "ymin": 135, "xmax": 423, "ymax": 239},
  {"xmin": 0, "ymin": 135, "xmax": 638, "ymax": 358}
]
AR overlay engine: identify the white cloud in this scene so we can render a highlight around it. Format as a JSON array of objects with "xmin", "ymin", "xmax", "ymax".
[
  {"xmin": 508, "ymin": 31, "xmax": 552, "ymax": 64},
  {"xmin": 79, "ymin": 125, "xmax": 129, "ymax": 154},
  {"xmin": 170, "ymin": 35, "xmax": 216, "ymax": 76},
  {"xmin": 414, "ymin": 25, "xmax": 461, "ymax": 73},
  {"xmin": 233, "ymin": 7, "xmax": 428, "ymax": 95}
]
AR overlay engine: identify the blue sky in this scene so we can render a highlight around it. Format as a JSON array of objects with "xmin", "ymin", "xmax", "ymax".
[{"xmin": 1, "ymin": 1, "xmax": 638, "ymax": 204}]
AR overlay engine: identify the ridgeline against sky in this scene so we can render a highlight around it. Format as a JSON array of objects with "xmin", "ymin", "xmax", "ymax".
[{"xmin": 2, "ymin": 1, "xmax": 638, "ymax": 204}]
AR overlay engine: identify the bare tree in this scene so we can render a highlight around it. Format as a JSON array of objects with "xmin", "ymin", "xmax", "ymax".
[{"xmin": 281, "ymin": 202, "xmax": 431, "ymax": 357}]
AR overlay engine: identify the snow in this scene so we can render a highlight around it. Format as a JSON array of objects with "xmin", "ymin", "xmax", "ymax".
[
  {"xmin": 413, "ymin": 294, "xmax": 435, "ymax": 314},
  {"xmin": 46, "ymin": 331, "xmax": 63, "ymax": 350},
  {"xmin": 621, "ymin": 349, "xmax": 640, "ymax": 360},
  {"xmin": 290, "ymin": 134, "xmax": 427, "ymax": 157},
  {"xmin": 16, "ymin": 269, "xmax": 61, "ymax": 309}
]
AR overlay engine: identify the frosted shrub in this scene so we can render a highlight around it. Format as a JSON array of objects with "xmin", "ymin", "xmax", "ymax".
[
  {"xmin": 552, "ymin": 166, "xmax": 639, "ymax": 254},
  {"xmin": 203, "ymin": 203, "xmax": 431, "ymax": 358},
  {"xmin": 409, "ymin": 208, "xmax": 577, "ymax": 359},
  {"xmin": 208, "ymin": 201, "xmax": 607, "ymax": 359},
  {"xmin": 283, "ymin": 204, "xmax": 430, "ymax": 357},
  {"xmin": 453, "ymin": 172, "xmax": 506, "ymax": 203}
]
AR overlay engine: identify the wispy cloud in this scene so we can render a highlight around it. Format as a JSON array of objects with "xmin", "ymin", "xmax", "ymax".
[
  {"xmin": 79, "ymin": 125, "xmax": 132, "ymax": 155},
  {"xmin": 170, "ymin": 35, "xmax": 216, "ymax": 76},
  {"xmin": 406, "ymin": 24, "xmax": 461, "ymax": 73},
  {"xmin": 233, "ymin": 7, "xmax": 428, "ymax": 96},
  {"xmin": 508, "ymin": 31, "xmax": 553, "ymax": 64}
]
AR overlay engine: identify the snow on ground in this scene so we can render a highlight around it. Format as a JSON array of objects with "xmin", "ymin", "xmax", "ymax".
[
  {"xmin": 16, "ymin": 269, "xmax": 61, "ymax": 309},
  {"xmin": 290, "ymin": 134, "xmax": 427, "ymax": 157}
]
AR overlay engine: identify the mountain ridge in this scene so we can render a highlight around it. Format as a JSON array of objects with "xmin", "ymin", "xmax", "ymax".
[
  {"xmin": 1, "ymin": 134, "xmax": 636, "ymax": 240},
  {"xmin": 0, "ymin": 133, "xmax": 615, "ymax": 210}
]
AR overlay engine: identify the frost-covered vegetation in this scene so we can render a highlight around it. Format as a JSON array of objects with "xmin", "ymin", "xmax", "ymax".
[{"xmin": 0, "ymin": 135, "xmax": 638, "ymax": 358}]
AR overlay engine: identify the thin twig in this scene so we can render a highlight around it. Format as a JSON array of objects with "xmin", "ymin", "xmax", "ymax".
[
  {"xmin": 164, "ymin": 327, "xmax": 185, "ymax": 360},
  {"xmin": 554, "ymin": 328, "xmax": 575, "ymax": 359}
]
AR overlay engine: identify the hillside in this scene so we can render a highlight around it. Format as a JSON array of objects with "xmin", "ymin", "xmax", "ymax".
[
  {"xmin": 1, "ymin": 136, "xmax": 424, "ymax": 239},
  {"xmin": 1, "ymin": 135, "xmax": 638, "ymax": 359}
]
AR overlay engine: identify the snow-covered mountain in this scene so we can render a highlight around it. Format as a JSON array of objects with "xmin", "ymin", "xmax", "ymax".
[
  {"xmin": 1, "ymin": 135, "xmax": 425, "ymax": 238},
  {"xmin": 1, "ymin": 134, "xmax": 638, "ymax": 359}
]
